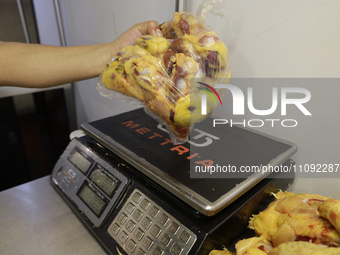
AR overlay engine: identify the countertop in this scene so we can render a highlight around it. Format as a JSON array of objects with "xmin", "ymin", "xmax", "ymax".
[
  {"xmin": 0, "ymin": 176, "xmax": 105, "ymax": 255},
  {"xmin": 0, "ymin": 175, "xmax": 338, "ymax": 255}
]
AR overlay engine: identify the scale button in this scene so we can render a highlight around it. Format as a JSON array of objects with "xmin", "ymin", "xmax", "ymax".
[
  {"xmin": 168, "ymin": 222, "xmax": 180, "ymax": 235},
  {"xmin": 170, "ymin": 243, "xmax": 184, "ymax": 255},
  {"xmin": 126, "ymin": 239, "xmax": 137, "ymax": 253},
  {"xmin": 158, "ymin": 213, "xmax": 169, "ymax": 226},
  {"xmin": 160, "ymin": 233, "xmax": 172, "ymax": 247},
  {"xmin": 179, "ymin": 230, "xmax": 192, "ymax": 244},
  {"xmin": 125, "ymin": 202, "xmax": 135, "ymax": 214},
  {"xmin": 152, "ymin": 246, "xmax": 164, "ymax": 255},
  {"xmin": 142, "ymin": 236, "xmax": 154, "ymax": 250},
  {"xmin": 149, "ymin": 206, "xmax": 159, "ymax": 218},
  {"xmin": 126, "ymin": 220, "xmax": 136, "ymax": 233},
  {"xmin": 109, "ymin": 223, "xmax": 120, "ymax": 236},
  {"xmin": 141, "ymin": 199, "xmax": 150, "ymax": 210},
  {"xmin": 136, "ymin": 249, "xmax": 146, "ymax": 255},
  {"xmin": 132, "ymin": 192, "xmax": 143, "ymax": 204},
  {"xmin": 118, "ymin": 231, "xmax": 128, "ymax": 244},
  {"xmin": 118, "ymin": 213, "xmax": 128, "ymax": 225},
  {"xmin": 134, "ymin": 228, "xmax": 145, "ymax": 241},
  {"xmin": 141, "ymin": 217, "xmax": 152, "ymax": 230},
  {"xmin": 133, "ymin": 208, "xmax": 143, "ymax": 222},
  {"xmin": 150, "ymin": 225, "xmax": 162, "ymax": 238}
]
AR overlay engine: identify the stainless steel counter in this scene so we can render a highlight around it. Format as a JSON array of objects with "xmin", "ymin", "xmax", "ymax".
[
  {"xmin": 0, "ymin": 175, "xmax": 337, "ymax": 254},
  {"xmin": 0, "ymin": 176, "xmax": 105, "ymax": 255}
]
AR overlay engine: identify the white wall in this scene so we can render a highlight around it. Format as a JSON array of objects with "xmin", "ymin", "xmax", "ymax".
[
  {"xmin": 58, "ymin": 0, "xmax": 176, "ymax": 126},
  {"xmin": 187, "ymin": 0, "xmax": 340, "ymax": 78},
  {"xmin": 58, "ymin": 0, "xmax": 340, "ymax": 197},
  {"xmin": 186, "ymin": 0, "xmax": 340, "ymax": 197}
]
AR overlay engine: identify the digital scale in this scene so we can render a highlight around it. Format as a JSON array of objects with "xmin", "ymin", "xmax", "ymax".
[{"xmin": 51, "ymin": 108, "xmax": 297, "ymax": 255}]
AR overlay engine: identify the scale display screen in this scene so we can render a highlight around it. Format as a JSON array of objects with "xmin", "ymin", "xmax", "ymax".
[
  {"xmin": 89, "ymin": 168, "xmax": 119, "ymax": 197},
  {"xmin": 78, "ymin": 183, "xmax": 106, "ymax": 216},
  {"xmin": 52, "ymin": 137, "xmax": 129, "ymax": 227},
  {"xmin": 69, "ymin": 149, "xmax": 92, "ymax": 173}
]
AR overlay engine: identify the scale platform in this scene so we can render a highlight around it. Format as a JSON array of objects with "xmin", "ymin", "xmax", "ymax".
[
  {"xmin": 52, "ymin": 108, "xmax": 297, "ymax": 255},
  {"xmin": 81, "ymin": 108, "xmax": 297, "ymax": 216}
]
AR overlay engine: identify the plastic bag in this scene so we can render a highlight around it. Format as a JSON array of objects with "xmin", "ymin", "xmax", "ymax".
[{"xmin": 97, "ymin": 8, "xmax": 231, "ymax": 144}]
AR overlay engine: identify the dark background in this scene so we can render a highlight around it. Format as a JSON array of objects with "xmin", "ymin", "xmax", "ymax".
[{"xmin": 0, "ymin": 89, "xmax": 70, "ymax": 191}]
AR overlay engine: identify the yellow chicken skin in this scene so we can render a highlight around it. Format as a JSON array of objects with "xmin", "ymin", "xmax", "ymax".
[
  {"xmin": 161, "ymin": 12, "xmax": 231, "ymax": 71},
  {"xmin": 209, "ymin": 236, "xmax": 273, "ymax": 255},
  {"xmin": 101, "ymin": 12, "xmax": 231, "ymax": 143},
  {"xmin": 249, "ymin": 191, "xmax": 340, "ymax": 247},
  {"xmin": 209, "ymin": 192, "xmax": 340, "ymax": 255},
  {"xmin": 319, "ymin": 199, "xmax": 340, "ymax": 234},
  {"xmin": 136, "ymin": 35, "xmax": 172, "ymax": 57},
  {"xmin": 102, "ymin": 61, "xmax": 145, "ymax": 102},
  {"xmin": 160, "ymin": 12, "xmax": 208, "ymax": 39},
  {"xmin": 268, "ymin": 241, "xmax": 340, "ymax": 255},
  {"xmin": 235, "ymin": 236, "xmax": 273, "ymax": 255},
  {"xmin": 209, "ymin": 250, "xmax": 234, "ymax": 255},
  {"xmin": 210, "ymin": 240, "xmax": 340, "ymax": 255}
]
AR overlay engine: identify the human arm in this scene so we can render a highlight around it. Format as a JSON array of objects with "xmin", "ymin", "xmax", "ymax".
[{"xmin": 0, "ymin": 20, "xmax": 162, "ymax": 88}]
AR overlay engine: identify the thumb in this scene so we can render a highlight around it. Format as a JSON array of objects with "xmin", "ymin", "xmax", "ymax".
[
  {"xmin": 113, "ymin": 20, "xmax": 164, "ymax": 58},
  {"xmin": 119, "ymin": 20, "xmax": 163, "ymax": 45},
  {"xmin": 134, "ymin": 20, "xmax": 163, "ymax": 37}
]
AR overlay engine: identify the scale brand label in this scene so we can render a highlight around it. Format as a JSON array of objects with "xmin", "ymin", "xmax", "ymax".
[{"xmin": 67, "ymin": 169, "xmax": 76, "ymax": 178}]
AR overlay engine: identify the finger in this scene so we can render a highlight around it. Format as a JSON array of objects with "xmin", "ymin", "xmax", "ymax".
[
  {"xmin": 112, "ymin": 20, "xmax": 164, "ymax": 57},
  {"xmin": 134, "ymin": 20, "xmax": 163, "ymax": 37}
]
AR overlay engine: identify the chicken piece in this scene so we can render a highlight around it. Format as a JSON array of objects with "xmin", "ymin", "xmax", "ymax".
[
  {"xmin": 101, "ymin": 12, "xmax": 231, "ymax": 142},
  {"xmin": 124, "ymin": 57, "xmax": 166, "ymax": 93},
  {"xmin": 209, "ymin": 236, "xmax": 273, "ymax": 255},
  {"xmin": 173, "ymin": 33, "xmax": 229, "ymax": 67},
  {"xmin": 164, "ymin": 14, "xmax": 231, "ymax": 75},
  {"xmin": 161, "ymin": 12, "xmax": 231, "ymax": 81},
  {"xmin": 209, "ymin": 250, "xmax": 234, "ymax": 255},
  {"xmin": 102, "ymin": 45, "xmax": 162, "ymax": 101},
  {"xmin": 319, "ymin": 199, "xmax": 340, "ymax": 234},
  {"xmin": 102, "ymin": 60, "xmax": 145, "ymax": 102},
  {"xmin": 136, "ymin": 35, "xmax": 172, "ymax": 57},
  {"xmin": 160, "ymin": 12, "xmax": 209, "ymax": 39},
  {"xmin": 268, "ymin": 241, "xmax": 340, "ymax": 255},
  {"xmin": 249, "ymin": 191, "xmax": 340, "ymax": 247},
  {"xmin": 235, "ymin": 236, "xmax": 273, "ymax": 255},
  {"xmin": 168, "ymin": 53, "xmax": 199, "ymax": 97}
]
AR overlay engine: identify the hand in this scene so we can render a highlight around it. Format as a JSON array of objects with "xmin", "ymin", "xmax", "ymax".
[
  {"xmin": 102, "ymin": 20, "xmax": 164, "ymax": 77},
  {"xmin": 115, "ymin": 20, "xmax": 163, "ymax": 50}
]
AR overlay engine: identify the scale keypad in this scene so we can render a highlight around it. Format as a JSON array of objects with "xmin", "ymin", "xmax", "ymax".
[{"xmin": 108, "ymin": 189, "xmax": 196, "ymax": 255}]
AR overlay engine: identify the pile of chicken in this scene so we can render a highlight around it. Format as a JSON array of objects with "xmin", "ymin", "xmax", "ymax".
[
  {"xmin": 209, "ymin": 191, "xmax": 340, "ymax": 255},
  {"xmin": 101, "ymin": 12, "xmax": 231, "ymax": 143}
]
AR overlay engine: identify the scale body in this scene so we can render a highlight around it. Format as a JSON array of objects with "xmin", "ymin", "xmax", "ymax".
[{"xmin": 51, "ymin": 109, "xmax": 297, "ymax": 255}]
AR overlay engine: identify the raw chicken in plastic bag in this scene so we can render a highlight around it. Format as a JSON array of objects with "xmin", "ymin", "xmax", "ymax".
[{"xmin": 97, "ymin": 10, "xmax": 231, "ymax": 144}]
